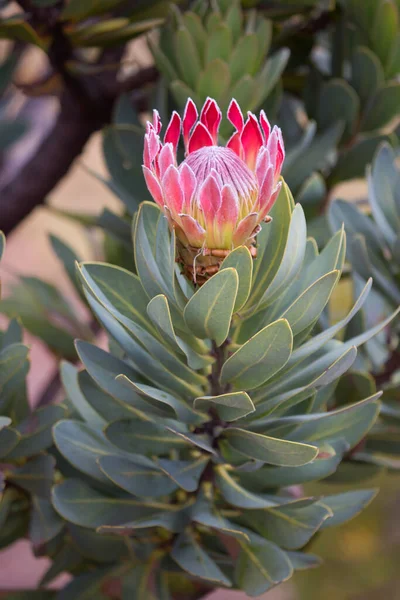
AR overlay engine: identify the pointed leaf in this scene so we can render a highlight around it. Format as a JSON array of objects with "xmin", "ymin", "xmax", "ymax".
[{"xmin": 194, "ymin": 391, "xmax": 255, "ymax": 421}]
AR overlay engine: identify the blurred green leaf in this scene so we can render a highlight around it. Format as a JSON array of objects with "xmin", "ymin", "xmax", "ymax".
[
  {"xmin": 361, "ymin": 83, "xmax": 400, "ymax": 131},
  {"xmin": 319, "ymin": 489, "xmax": 378, "ymax": 529}
]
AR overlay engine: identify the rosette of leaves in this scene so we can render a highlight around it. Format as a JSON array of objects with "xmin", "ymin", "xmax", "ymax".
[
  {"xmin": 276, "ymin": 0, "xmax": 400, "ymax": 242},
  {"xmin": 149, "ymin": 0, "xmax": 289, "ymax": 136},
  {"xmin": 0, "ymin": 232, "xmax": 67, "ymax": 560},
  {"xmin": 46, "ymin": 182, "xmax": 398, "ymax": 599},
  {"xmin": 329, "ymin": 143, "xmax": 400, "ymax": 473}
]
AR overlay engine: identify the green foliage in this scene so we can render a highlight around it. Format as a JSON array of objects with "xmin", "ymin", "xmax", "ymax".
[
  {"xmin": 1, "ymin": 182, "xmax": 393, "ymax": 597},
  {"xmin": 150, "ymin": 0, "xmax": 289, "ymax": 134}
]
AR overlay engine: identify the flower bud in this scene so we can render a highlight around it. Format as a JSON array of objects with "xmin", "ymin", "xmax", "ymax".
[{"xmin": 143, "ymin": 98, "xmax": 284, "ymax": 283}]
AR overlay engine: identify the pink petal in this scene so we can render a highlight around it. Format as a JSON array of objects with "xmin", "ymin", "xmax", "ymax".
[
  {"xmin": 226, "ymin": 131, "xmax": 242, "ymax": 157},
  {"xmin": 260, "ymin": 181, "xmax": 281, "ymax": 221},
  {"xmin": 183, "ymin": 98, "xmax": 198, "ymax": 150},
  {"xmin": 268, "ymin": 126, "xmax": 285, "ymax": 176},
  {"xmin": 275, "ymin": 129, "xmax": 285, "ymax": 179},
  {"xmin": 228, "ymin": 99, "xmax": 244, "ymax": 133},
  {"xmin": 217, "ymin": 184, "xmax": 239, "ymax": 227},
  {"xmin": 157, "ymin": 143, "xmax": 175, "ymax": 179},
  {"xmin": 162, "ymin": 165, "xmax": 184, "ymax": 215},
  {"xmin": 188, "ymin": 122, "xmax": 214, "ymax": 154},
  {"xmin": 198, "ymin": 174, "xmax": 222, "ymax": 222},
  {"xmin": 143, "ymin": 128, "xmax": 160, "ymax": 168},
  {"xmin": 241, "ymin": 112, "xmax": 263, "ymax": 171},
  {"xmin": 200, "ymin": 98, "xmax": 222, "ymax": 143},
  {"xmin": 200, "ymin": 98, "xmax": 212, "ymax": 123},
  {"xmin": 179, "ymin": 214, "xmax": 206, "ymax": 247},
  {"xmin": 164, "ymin": 111, "xmax": 181, "ymax": 151},
  {"xmin": 255, "ymin": 147, "xmax": 271, "ymax": 186},
  {"xmin": 233, "ymin": 213, "xmax": 258, "ymax": 246},
  {"xmin": 142, "ymin": 166, "xmax": 164, "ymax": 208},
  {"xmin": 260, "ymin": 110, "xmax": 271, "ymax": 143},
  {"xmin": 180, "ymin": 163, "xmax": 197, "ymax": 211},
  {"xmin": 152, "ymin": 109, "xmax": 162, "ymax": 134},
  {"xmin": 258, "ymin": 165, "xmax": 274, "ymax": 211}
]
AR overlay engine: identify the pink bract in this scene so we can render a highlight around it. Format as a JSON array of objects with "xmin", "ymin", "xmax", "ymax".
[{"xmin": 142, "ymin": 97, "xmax": 284, "ymax": 251}]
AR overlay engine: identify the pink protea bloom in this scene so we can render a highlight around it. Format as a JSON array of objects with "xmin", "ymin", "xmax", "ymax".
[{"xmin": 142, "ymin": 98, "xmax": 284, "ymax": 273}]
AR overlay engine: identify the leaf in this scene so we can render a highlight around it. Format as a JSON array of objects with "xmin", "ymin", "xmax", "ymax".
[
  {"xmin": 229, "ymin": 33, "xmax": 259, "ymax": 84},
  {"xmin": 249, "ymin": 182, "xmax": 294, "ymax": 309},
  {"xmin": 258, "ymin": 204, "xmax": 307, "ymax": 308},
  {"xmin": 5, "ymin": 405, "xmax": 67, "ymax": 460},
  {"xmin": 61, "ymin": 0, "xmax": 124, "ymax": 20},
  {"xmin": 0, "ymin": 230, "xmax": 5, "ymax": 261},
  {"xmin": 49, "ymin": 235, "xmax": 82, "ymax": 296},
  {"xmin": 7, "ymin": 454, "xmax": 55, "ymax": 498},
  {"xmin": 197, "ymin": 58, "xmax": 231, "ymax": 102},
  {"xmin": 222, "ymin": 428, "xmax": 318, "ymax": 467},
  {"xmin": 243, "ymin": 500, "xmax": 332, "ymax": 550},
  {"xmin": 371, "ymin": 0, "xmax": 398, "ymax": 68},
  {"xmin": 330, "ymin": 134, "xmax": 393, "ymax": 184},
  {"xmin": 157, "ymin": 456, "xmax": 209, "ymax": 492},
  {"xmin": 174, "ymin": 27, "xmax": 202, "ymax": 90},
  {"xmin": 361, "ymin": 83, "xmax": 400, "ymax": 131},
  {"xmin": 351, "ymin": 46, "xmax": 384, "ymax": 103},
  {"xmin": 171, "ymin": 531, "xmax": 232, "ymax": 587},
  {"xmin": 220, "ymin": 319, "xmax": 293, "ymax": 390},
  {"xmin": 98, "ymin": 454, "xmax": 178, "ymax": 497},
  {"xmin": 30, "ymin": 497, "xmax": 64, "ymax": 546},
  {"xmin": 319, "ymin": 489, "xmax": 378, "ymax": 529},
  {"xmin": 191, "ymin": 491, "xmax": 249, "ymax": 541},
  {"xmin": 194, "ymin": 392, "xmax": 255, "ymax": 421},
  {"xmin": 287, "ymin": 395, "xmax": 381, "ymax": 448},
  {"xmin": 57, "ymin": 570, "xmax": 109, "ymax": 600},
  {"xmin": 105, "ymin": 419, "xmax": 188, "ymax": 455},
  {"xmin": 60, "ymin": 361, "xmax": 106, "ymax": 428},
  {"xmin": 317, "ymin": 79, "xmax": 359, "ymax": 140},
  {"xmin": 220, "ymin": 246, "xmax": 253, "ymax": 312},
  {"xmin": 235, "ymin": 535, "xmax": 293, "ymax": 596},
  {"xmin": 252, "ymin": 48, "xmax": 290, "ymax": 109},
  {"xmin": 280, "ymin": 271, "xmax": 339, "ymax": 336},
  {"xmin": 183, "ymin": 268, "xmax": 238, "ymax": 346},
  {"xmin": 286, "ymin": 551, "xmax": 322, "ymax": 571},
  {"xmin": 52, "ymin": 479, "xmax": 170, "ymax": 529},
  {"xmin": 206, "ymin": 23, "xmax": 232, "ymax": 63},
  {"xmin": 53, "ymin": 419, "xmax": 117, "ymax": 482}
]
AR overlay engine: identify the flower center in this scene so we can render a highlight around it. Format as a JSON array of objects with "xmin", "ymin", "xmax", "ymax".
[{"xmin": 183, "ymin": 146, "xmax": 258, "ymax": 202}]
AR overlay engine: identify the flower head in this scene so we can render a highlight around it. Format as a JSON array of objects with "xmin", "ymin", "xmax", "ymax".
[{"xmin": 143, "ymin": 98, "xmax": 284, "ymax": 280}]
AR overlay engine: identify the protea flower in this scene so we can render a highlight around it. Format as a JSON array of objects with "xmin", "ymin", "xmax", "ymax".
[{"xmin": 143, "ymin": 98, "xmax": 284, "ymax": 283}]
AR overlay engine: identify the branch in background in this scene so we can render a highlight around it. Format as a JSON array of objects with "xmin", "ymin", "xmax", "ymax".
[{"xmin": 0, "ymin": 65, "xmax": 158, "ymax": 235}]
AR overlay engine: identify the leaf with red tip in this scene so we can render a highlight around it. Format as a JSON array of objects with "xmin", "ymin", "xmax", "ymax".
[
  {"xmin": 217, "ymin": 184, "xmax": 239, "ymax": 227},
  {"xmin": 241, "ymin": 113, "xmax": 263, "ymax": 171},
  {"xmin": 228, "ymin": 99, "xmax": 244, "ymax": 132},
  {"xmin": 226, "ymin": 131, "xmax": 242, "ymax": 157},
  {"xmin": 260, "ymin": 110, "xmax": 271, "ymax": 142},
  {"xmin": 188, "ymin": 122, "xmax": 214, "ymax": 153},
  {"xmin": 142, "ymin": 166, "xmax": 164, "ymax": 207},
  {"xmin": 179, "ymin": 214, "xmax": 206, "ymax": 247},
  {"xmin": 199, "ymin": 174, "xmax": 222, "ymax": 222},
  {"xmin": 164, "ymin": 111, "xmax": 181, "ymax": 150},
  {"xmin": 158, "ymin": 143, "xmax": 175, "ymax": 179},
  {"xmin": 180, "ymin": 163, "xmax": 197, "ymax": 211},
  {"xmin": 162, "ymin": 165, "xmax": 184, "ymax": 215},
  {"xmin": 183, "ymin": 98, "xmax": 198, "ymax": 149},
  {"xmin": 233, "ymin": 213, "xmax": 258, "ymax": 246}
]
